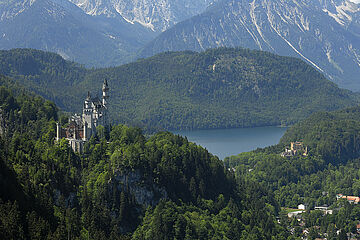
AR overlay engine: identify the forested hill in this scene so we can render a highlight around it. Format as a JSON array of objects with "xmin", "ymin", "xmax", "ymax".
[
  {"xmin": 0, "ymin": 84, "xmax": 288, "ymax": 239},
  {"xmin": 224, "ymin": 107, "xmax": 360, "ymax": 239},
  {"xmin": 280, "ymin": 106, "xmax": 360, "ymax": 165},
  {"xmin": 224, "ymin": 106, "xmax": 360, "ymax": 236},
  {"xmin": 0, "ymin": 48, "xmax": 357, "ymax": 130}
]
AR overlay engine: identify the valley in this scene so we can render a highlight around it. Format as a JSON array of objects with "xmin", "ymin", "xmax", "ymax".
[
  {"xmin": 1, "ymin": 76, "xmax": 360, "ymax": 239},
  {"xmin": 1, "ymin": 0, "xmax": 360, "ymax": 239}
]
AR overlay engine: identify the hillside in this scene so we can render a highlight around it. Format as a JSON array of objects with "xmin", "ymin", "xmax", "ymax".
[
  {"xmin": 140, "ymin": 0, "xmax": 360, "ymax": 91},
  {"xmin": 225, "ymin": 105, "xmax": 360, "ymax": 208},
  {"xmin": 224, "ymin": 105, "xmax": 360, "ymax": 238},
  {"xmin": 0, "ymin": 48, "xmax": 357, "ymax": 131},
  {"xmin": 1, "ymin": 83, "xmax": 358, "ymax": 238},
  {"xmin": 0, "ymin": 84, "xmax": 287, "ymax": 239}
]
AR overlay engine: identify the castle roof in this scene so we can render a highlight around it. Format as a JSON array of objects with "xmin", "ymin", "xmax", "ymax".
[{"xmin": 90, "ymin": 96, "xmax": 103, "ymax": 107}]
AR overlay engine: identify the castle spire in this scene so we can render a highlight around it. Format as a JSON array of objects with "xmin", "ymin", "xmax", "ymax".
[
  {"xmin": 102, "ymin": 78, "xmax": 108, "ymax": 90},
  {"xmin": 102, "ymin": 79, "xmax": 109, "ymax": 106},
  {"xmin": 84, "ymin": 91, "xmax": 91, "ymax": 109}
]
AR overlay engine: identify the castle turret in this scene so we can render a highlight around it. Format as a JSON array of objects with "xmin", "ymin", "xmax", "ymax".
[
  {"xmin": 102, "ymin": 79, "xmax": 109, "ymax": 107},
  {"xmin": 85, "ymin": 91, "xmax": 91, "ymax": 109},
  {"xmin": 101, "ymin": 79, "xmax": 109, "ymax": 130},
  {"xmin": 56, "ymin": 122, "xmax": 61, "ymax": 141},
  {"xmin": 83, "ymin": 91, "xmax": 93, "ymax": 134}
]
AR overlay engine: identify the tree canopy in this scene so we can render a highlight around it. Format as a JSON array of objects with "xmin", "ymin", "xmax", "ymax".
[{"xmin": 0, "ymin": 48, "xmax": 356, "ymax": 131}]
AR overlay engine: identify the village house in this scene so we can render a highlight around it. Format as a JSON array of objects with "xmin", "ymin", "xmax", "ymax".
[
  {"xmin": 314, "ymin": 206, "xmax": 333, "ymax": 215},
  {"xmin": 287, "ymin": 210, "xmax": 305, "ymax": 218},
  {"xmin": 336, "ymin": 194, "xmax": 360, "ymax": 204},
  {"xmin": 298, "ymin": 204, "xmax": 307, "ymax": 210}
]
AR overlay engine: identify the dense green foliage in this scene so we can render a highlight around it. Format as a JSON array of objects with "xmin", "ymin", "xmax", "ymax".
[
  {"xmin": 132, "ymin": 195, "xmax": 282, "ymax": 240},
  {"xmin": 278, "ymin": 200, "xmax": 360, "ymax": 239},
  {"xmin": 280, "ymin": 108, "xmax": 360, "ymax": 164},
  {"xmin": 225, "ymin": 107, "xmax": 360, "ymax": 207},
  {"xmin": 0, "ymin": 85, "xmax": 286, "ymax": 239},
  {"xmin": 0, "ymin": 48, "xmax": 356, "ymax": 131},
  {"xmin": 1, "ymin": 47, "xmax": 359, "ymax": 239},
  {"xmin": 225, "ymin": 106, "xmax": 360, "ymax": 237},
  {"xmin": 0, "ymin": 49, "xmax": 86, "ymax": 111},
  {"xmin": 225, "ymin": 106, "xmax": 360, "ymax": 206}
]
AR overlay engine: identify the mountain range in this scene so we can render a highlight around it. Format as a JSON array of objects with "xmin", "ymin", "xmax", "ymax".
[
  {"xmin": 0, "ymin": 0, "xmax": 213, "ymax": 66},
  {"xmin": 140, "ymin": 0, "xmax": 360, "ymax": 90},
  {"xmin": 0, "ymin": 0, "xmax": 159, "ymax": 66},
  {"xmin": 67, "ymin": 0, "xmax": 214, "ymax": 32},
  {"xmin": 1, "ymin": 0, "xmax": 360, "ymax": 90}
]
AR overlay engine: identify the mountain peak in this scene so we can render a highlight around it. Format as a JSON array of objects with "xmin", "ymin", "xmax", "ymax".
[{"xmin": 322, "ymin": 0, "xmax": 360, "ymax": 26}]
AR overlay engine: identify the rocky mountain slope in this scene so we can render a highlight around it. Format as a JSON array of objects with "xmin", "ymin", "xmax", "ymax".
[
  {"xmin": 68, "ymin": 0, "xmax": 214, "ymax": 32},
  {"xmin": 140, "ymin": 0, "xmax": 360, "ymax": 91},
  {"xmin": 0, "ymin": 0, "xmax": 156, "ymax": 66},
  {"xmin": 0, "ymin": 0, "xmax": 215, "ymax": 66}
]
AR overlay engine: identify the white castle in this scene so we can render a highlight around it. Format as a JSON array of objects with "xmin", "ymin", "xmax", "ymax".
[{"xmin": 56, "ymin": 79, "xmax": 110, "ymax": 152}]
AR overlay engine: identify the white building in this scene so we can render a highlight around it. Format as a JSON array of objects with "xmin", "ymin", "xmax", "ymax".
[
  {"xmin": 56, "ymin": 79, "xmax": 110, "ymax": 152},
  {"xmin": 298, "ymin": 204, "xmax": 306, "ymax": 210}
]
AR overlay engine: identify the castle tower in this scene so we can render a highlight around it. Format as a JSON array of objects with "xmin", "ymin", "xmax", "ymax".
[
  {"xmin": 83, "ymin": 91, "xmax": 94, "ymax": 137},
  {"xmin": 56, "ymin": 122, "xmax": 61, "ymax": 141},
  {"xmin": 102, "ymin": 79, "xmax": 109, "ymax": 129},
  {"xmin": 84, "ymin": 91, "xmax": 91, "ymax": 109},
  {"xmin": 102, "ymin": 79, "xmax": 109, "ymax": 107}
]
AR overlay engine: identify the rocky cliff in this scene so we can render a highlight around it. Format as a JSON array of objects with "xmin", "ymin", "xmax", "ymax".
[{"xmin": 68, "ymin": 0, "xmax": 214, "ymax": 32}]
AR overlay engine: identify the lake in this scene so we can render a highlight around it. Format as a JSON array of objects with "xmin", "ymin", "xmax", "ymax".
[{"xmin": 174, "ymin": 126, "xmax": 287, "ymax": 160}]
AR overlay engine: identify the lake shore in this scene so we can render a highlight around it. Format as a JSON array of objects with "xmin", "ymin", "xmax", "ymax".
[{"xmin": 173, "ymin": 126, "xmax": 287, "ymax": 160}]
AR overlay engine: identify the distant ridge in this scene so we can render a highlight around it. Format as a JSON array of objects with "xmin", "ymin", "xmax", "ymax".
[{"xmin": 0, "ymin": 48, "xmax": 357, "ymax": 130}]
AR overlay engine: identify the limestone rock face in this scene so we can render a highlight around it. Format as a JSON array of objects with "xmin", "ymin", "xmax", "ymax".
[
  {"xmin": 68, "ymin": 0, "xmax": 214, "ymax": 32},
  {"xmin": 111, "ymin": 170, "xmax": 167, "ymax": 206}
]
